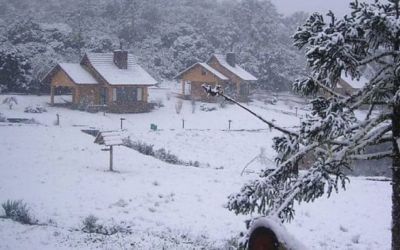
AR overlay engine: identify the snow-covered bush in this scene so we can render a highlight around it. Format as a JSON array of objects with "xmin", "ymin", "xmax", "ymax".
[
  {"xmin": 123, "ymin": 138, "xmax": 200, "ymax": 166},
  {"xmin": 124, "ymin": 140, "xmax": 155, "ymax": 156},
  {"xmin": 24, "ymin": 105, "xmax": 47, "ymax": 113},
  {"xmin": 1, "ymin": 200, "xmax": 37, "ymax": 225},
  {"xmin": 82, "ymin": 215, "xmax": 100, "ymax": 233},
  {"xmin": 155, "ymin": 148, "xmax": 181, "ymax": 165},
  {"xmin": 81, "ymin": 215, "xmax": 130, "ymax": 235},
  {"xmin": 199, "ymin": 104, "xmax": 217, "ymax": 112},
  {"xmin": 175, "ymin": 99, "xmax": 183, "ymax": 114},
  {"xmin": 2, "ymin": 96, "xmax": 18, "ymax": 110}
]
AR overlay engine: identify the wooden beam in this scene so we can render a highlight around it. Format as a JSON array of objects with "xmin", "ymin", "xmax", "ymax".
[{"xmin": 50, "ymin": 86, "xmax": 55, "ymax": 105}]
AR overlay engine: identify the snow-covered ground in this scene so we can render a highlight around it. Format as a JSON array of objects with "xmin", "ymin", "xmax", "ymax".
[{"xmin": 0, "ymin": 89, "xmax": 391, "ymax": 249}]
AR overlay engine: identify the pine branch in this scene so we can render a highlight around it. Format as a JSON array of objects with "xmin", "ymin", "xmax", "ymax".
[
  {"xmin": 309, "ymin": 76, "xmax": 346, "ymax": 99},
  {"xmin": 346, "ymin": 64, "xmax": 392, "ymax": 110},
  {"xmin": 202, "ymin": 85, "xmax": 299, "ymax": 137},
  {"xmin": 357, "ymin": 51, "xmax": 397, "ymax": 66},
  {"xmin": 349, "ymin": 150, "xmax": 393, "ymax": 160}
]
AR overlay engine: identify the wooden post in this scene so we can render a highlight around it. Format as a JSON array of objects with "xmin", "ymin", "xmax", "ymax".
[
  {"xmin": 228, "ymin": 120, "xmax": 232, "ymax": 130},
  {"xmin": 109, "ymin": 145, "xmax": 113, "ymax": 171},
  {"xmin": 182, "ymin": 80, "xmax": 185, "ymax": 95},
  {"xmin": 120, "ymin": 118, "xmax": 125, "ymax": 130},
  {"xmin": 56, "ymin": 113, "xmax": 60, "ymax": 126},
  {"xmin": 50, "ymin": 86, "xmax": 55, "ymax": 105},
  {"xmin": 182, "ymin": 119, "xmax": 185, "ymax": 129},
  {"xmin": 143, "ymin": 87, "xmax": 148, "ymax": 102}
]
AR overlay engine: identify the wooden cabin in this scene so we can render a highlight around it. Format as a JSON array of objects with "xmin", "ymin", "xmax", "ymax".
[
  {"xmin": 176, "ymin": 53, "xmax": 257, "ymax": 102},
  {"xmin": 207, "ymin": 53, "xmax": 257, "ymax": 101},
  {"xmin": 43, "ymin": 50, "xmax": 157, "ymax": 113},
  {"xmin": 335, "ymin": 73, "xmax": 368, "ymax": 96},
  {"xmin": 175, "ymin": 62, "xmax": 228, "ymax": 101}
]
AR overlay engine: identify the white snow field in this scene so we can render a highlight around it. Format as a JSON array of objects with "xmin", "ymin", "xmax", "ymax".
[{"xmin": 0, "ymin": 89, "xmax": 391, "ymax": 249}]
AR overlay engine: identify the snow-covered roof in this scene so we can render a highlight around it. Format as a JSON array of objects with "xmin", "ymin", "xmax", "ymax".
[
  {"xmin": 94, "ymin": 131, "xmax": 123, "ymax": 146},
  {"xmin": 340, "ymin": 73, "xmax": 368, "ymax": 89},
  {"xmin": 59, "ymin": 63, "xmax": 98, "ymax": 85},
  {"xmin": 199, "ymin": 63, "xmax": 229, "ymax": 80},
  {"xmin": 85, "ymin": 53, "xmax": 157, "ymax": 86},
  {"xmin": 211, "ymin": 54, "xmax": 258, "ymax": 81},
  {"xmin": 175, "ymin": 62, "xmax": 229, "ymax": 80}
]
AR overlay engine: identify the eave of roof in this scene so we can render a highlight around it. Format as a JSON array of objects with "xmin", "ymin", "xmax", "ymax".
[
  {"xmin": 209, "ymin": 54, "xmax": 258, "ymax": 81},
  {"xmin": 175, "ymin": 62, "xmax": 229, "ymax": 80}
]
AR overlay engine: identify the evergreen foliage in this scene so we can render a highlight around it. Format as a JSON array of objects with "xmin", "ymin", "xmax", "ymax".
[
  {"xmin": 226, "ymin": 1, "xmax": 400, "ymax": 249},
  {"xmin": 0, "ymin": 0, "xmax": 307, "ymax": 92}
]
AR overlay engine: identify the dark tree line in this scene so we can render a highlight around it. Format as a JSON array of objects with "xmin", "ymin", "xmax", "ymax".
[{"xmin": 0, "ymin": 0, "xmax": 307, "ymax": 93}]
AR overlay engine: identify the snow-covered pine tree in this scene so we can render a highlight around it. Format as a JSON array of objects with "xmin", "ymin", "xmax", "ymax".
[{"xmin": 226, "ymin": 1, "xmax": 400, "ymax": 249}]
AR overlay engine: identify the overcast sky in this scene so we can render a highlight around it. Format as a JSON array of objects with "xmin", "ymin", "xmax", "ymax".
[{"xmin": 270, "ymin": 0, "xmax": 374, "ymax": 17}]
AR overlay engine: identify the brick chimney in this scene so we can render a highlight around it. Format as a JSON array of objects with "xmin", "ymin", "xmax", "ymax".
[
  {"xmin": 113, "ymin": 50, "xmax": 128, "ymax": 69},
  {"xmin": 226, "ymin": 52, "xmax": 236, "ymax": 67}
]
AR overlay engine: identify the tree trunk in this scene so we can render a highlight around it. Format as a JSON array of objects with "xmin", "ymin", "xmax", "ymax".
[
  {"xmin": 393, "ymin": 163, "xmax": 400, "ymax": 250},
  {"xmin": 393, "ymin": 103, "xmax": 400, "ymax": 250},
  {"xmin": 392, "ymin": 2, "xmax": 400, "ymax": 248}
]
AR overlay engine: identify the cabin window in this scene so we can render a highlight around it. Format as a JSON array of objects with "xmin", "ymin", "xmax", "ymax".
[
  {"xmin": 201, "ymin": 69, "xmax": 207, "ymax": 76},
  {"xmin": 137, "ymin": 87, "xmax": 143, "ymax": 101},
  {"xmin": 113, "ymin": 87, "xmax": 144, "ymax": 103}
]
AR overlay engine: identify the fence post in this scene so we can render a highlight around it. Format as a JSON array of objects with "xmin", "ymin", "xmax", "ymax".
[
  {"xmin": 120, "ymin": 118, "xmax": 125, "ymax": 130},
  {"xmin": 109, "ymin": 145, "xmax": 113, "ymax": 171}
]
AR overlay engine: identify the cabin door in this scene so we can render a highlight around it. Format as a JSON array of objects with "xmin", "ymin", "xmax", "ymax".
[{"xmin": 185, "ymin": 82, "xmax": 191, "ymax": 95}]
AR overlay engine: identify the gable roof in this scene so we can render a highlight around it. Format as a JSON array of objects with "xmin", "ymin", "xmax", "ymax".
[
  {"xmin": 84, "ymin": 53, "xmax": 157, "ymax": 86},
  {"xmin": 175, "ymin": 62, "xmax": 229, "ymax": 80},
  {"xmin": 59, "ymin": 63, "xmax": 99, "ymax": 84},
  {"xmin": 41, "ymin": 63, "xmax": 99, "ymax": 85},
  {"xmin": 209, "ymin": 54, "xmax": 257, "ymax": 81}
]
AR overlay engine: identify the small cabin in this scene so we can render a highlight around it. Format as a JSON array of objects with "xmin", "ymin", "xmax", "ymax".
[
  {"xmin": 335, "ymin": 73, "xmax": 368, "ymax": 96},
  {"xmin": 175, "ymin": 62, "xmax": 228, "ymax": 101},
  {"xmin": 43, "ymin": 50, "xmax": 157, "ymax": 113},
  {"xmin": 175, "ymin": 53, "xmax": 257, "ymax": 102}
]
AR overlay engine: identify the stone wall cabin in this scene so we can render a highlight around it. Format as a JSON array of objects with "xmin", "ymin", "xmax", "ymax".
[
  {"xmin": 175, "ymin": 53, "xmax": 257, "ymax": 102},
  {"xmin": 43, "ymin": 50, "xmax": 157, "ymax": 113}
]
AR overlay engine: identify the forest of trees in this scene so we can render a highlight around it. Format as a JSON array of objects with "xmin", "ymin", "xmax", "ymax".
[{"xmin": 0, "ymin": 0, "xmax": 307, "ymax": 93}]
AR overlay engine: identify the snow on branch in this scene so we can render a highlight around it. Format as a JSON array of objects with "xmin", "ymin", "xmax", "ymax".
[
  {"xmin": 202, "ymin": 84, "xmax": 299, "ymax": 137},
  {"xmin": 349, "ymin": 151, "xmax": 393, "ymax": 161},
  {"xmin": 357, "ymin": 51, "xmax": 398, "ymax": 66}
]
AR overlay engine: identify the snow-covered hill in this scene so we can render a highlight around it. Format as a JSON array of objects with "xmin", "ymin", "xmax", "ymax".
[{"xmin": 0, "ymin": 90, "xmax": 391, "ymax": 249}]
